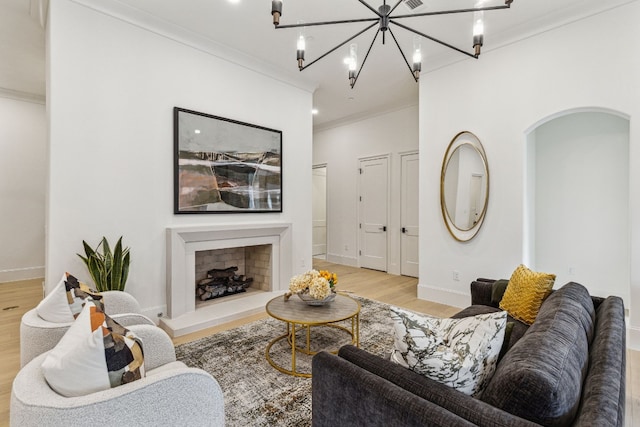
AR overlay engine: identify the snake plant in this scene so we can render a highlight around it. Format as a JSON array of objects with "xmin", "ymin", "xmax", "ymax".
[{"xmin": 77, "ymin": 236, "xmax": 130, "ymax": 291}]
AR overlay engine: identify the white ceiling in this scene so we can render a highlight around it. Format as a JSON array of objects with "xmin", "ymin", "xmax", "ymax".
[{"xmin": 1, "ymin": 0, "xmax": 633, "ymax": 127}]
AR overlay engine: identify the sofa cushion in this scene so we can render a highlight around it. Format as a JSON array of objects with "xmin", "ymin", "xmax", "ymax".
[
  {"xmin": 389, "ymin": 307, "xmax": 507, "ymax": 397},
  {"xmin": 481, "ymin": 282, "xmax": 595, "ymax": 426},
  {"xmin": 500, "ymin": 264, "xmax": 555, "ymax": 325},
  {"xmin": 42, "ymin": 301, "xmax": 145, "ymax": 397},
  {"xmin": 452, "ymin": 305, "xmax": 529, "ymax": 354},
  {"xmin": 36, "ymin": 272, "xmax": 103, "ymax": 323}
]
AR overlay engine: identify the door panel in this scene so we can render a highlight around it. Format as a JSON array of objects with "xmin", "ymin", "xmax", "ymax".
[
  {"xmin": 312, "ymin": 166, "xmax": 327, "ymax": 257},
  {"xmin": 359, "ymin": 157, "xmax": 388, "ymax": 271},
  {"xmin": 401, "ymin": 153, "xmax": 419, "ymax": 277}
]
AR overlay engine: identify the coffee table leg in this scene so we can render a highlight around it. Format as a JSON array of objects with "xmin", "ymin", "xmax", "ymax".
[{"xmin": 291, "ymin": 322, "xmax": 296, "ymax": 374}]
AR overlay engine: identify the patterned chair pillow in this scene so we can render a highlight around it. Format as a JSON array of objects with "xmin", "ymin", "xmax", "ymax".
[
  {"xmin": 389, "ymin": 307, "xmax": 507, "ymax": 397},
  {"xmin": 42, "ymin": 300, "xmax": 145, "ymax": 397},
  {"xmin": 36, "ymin": 272, "xmax": 103, "ymax": 323}
]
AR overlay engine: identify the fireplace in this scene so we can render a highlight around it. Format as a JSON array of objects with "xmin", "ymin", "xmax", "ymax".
[
  {"xmin": 161, "ymin": 223, "xmax": 292, "ymax": 337},
  {"xmin": 195, "ymin": 245, "xmax": 272, "ymax": 304}
]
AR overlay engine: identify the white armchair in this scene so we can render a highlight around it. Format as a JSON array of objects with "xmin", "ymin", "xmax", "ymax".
[
  {"xmin": 20, "ymin": 291, "xmax": 155, "ymax": 367},
  {"xmin": 11, "ymin": 324, "xmax": 225, "ymax": 427}
]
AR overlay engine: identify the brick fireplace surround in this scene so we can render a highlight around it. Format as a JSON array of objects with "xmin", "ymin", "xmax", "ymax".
[{"xmin": 161, "ymin": 223, "xmax": 292, "ymax": 337}]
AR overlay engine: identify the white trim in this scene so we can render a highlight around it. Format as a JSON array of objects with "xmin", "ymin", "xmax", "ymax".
[
  {"xmin": 417, "ymin": 283, "xmax": 468, "ymax": 309},
  {"xmin": 0, "ymin": 88, "xmax": 45, "ymax": 105},
  {"xmin": 628, "ymin": 325, "xmax": 640, "ymax": 350},
  {"xmin": 326, "ymin": 253, "xmax": 358, "ymax": 267},
  {"xmin": 315, "ymin": 102, "xmax": 418, "ymax": 133},
  {"xmin": 0, "ymin": 267, "xmax": 45, "ymax": 283}
]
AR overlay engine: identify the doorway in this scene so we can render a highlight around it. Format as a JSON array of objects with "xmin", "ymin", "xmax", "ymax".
[
  {"xmin": 525, "ymin": 110, "xmax": 630, "ymax": 304},
  {"xmin": 312, "ymin": 165, "xmax": 327, "ymax": 259},
  {"xmin": 358, "ymin": 155, "xmax": 389, "ymax": 271},
  {"xmin": 400, "ymin": 152, "xmax": 419, "ymax": 277}
]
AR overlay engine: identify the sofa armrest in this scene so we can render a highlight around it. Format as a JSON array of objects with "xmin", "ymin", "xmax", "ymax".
[
  {"xmin": 111, "ymin": 313, "xmax": 156, "ymax": 327},
  {"xmin": 127, "ymin": 324, "xmax": 176, "ymax": 370},
  {"xmin": 312, "ymin": 351, "xmax": 475, "ymax": 427},
  {"xmin": 470, "ymin": 280, "xmax": 496, "ymax": 307},
  {"xmin": 335, "ymin": 346, "xmax": 540, "ymax": 427},
  {"xmin": 11, "ymin": 354, "xmax": 224, "ymax": 427}
]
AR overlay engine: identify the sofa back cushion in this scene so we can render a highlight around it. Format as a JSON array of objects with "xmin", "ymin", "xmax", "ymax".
[{"xmin": 481, "ymin": 282, "xmax": 595, "ymax": 426}]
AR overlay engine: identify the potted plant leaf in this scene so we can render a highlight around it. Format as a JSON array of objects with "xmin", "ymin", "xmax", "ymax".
[{"xmin": 77, "ymin": 236, "xmax": 131, "ymax": 291}]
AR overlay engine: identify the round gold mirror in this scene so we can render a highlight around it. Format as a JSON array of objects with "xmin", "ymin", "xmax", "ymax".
[{"xmin": 440, "ymin": 131, "xmax": 489, "ymax": 242}]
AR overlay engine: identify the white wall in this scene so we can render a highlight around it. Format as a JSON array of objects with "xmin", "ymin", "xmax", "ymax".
[
  {"xmin": 313, "ymin": 105, "xmax": 418, "ymax": 274},
  {"xmin": 46, "ymin": 0, "xmax": 314, "ymax": 318},
  {"xmin": 532, "ymin": 112, "xmax": 629, "ymax": 304},
  {"xmin": 418, "ymin": 2, "xmax": 640, "ymax": 347},
  {"xmin": 0, "ymin": 97, "xmax": 46, "ymax": 282}
]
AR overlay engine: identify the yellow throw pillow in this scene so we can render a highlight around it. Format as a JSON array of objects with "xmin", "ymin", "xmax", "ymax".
[{"xmin": 499, "ymin": 264, "xmax": 555, "ymax": 325}]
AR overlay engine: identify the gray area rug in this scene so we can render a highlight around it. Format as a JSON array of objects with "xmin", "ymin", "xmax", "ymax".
[{"xmin": 175, "ymin": 296, "xmax": 394, "ymax": 426}]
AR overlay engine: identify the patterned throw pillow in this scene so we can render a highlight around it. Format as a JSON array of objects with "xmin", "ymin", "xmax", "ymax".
[
  {"xmin": 499, "ymin": 264, "xmax": 555, "ymax": 325},
  {"xmin": 42, "ymin": 301, "xmax": 145, "ymax": 397},
  {"xmin": 389, "ymin": 307, "xmax": 507, "ymax": 397},
  {"xmin": 36, "ymin": 272, "xmax": 103, "ymax": 323}
]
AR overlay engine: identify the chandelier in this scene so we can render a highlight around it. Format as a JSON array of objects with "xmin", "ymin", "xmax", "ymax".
[{"xmin": 270, "ymin": 0, "xmax": 513, "ymax": 88}]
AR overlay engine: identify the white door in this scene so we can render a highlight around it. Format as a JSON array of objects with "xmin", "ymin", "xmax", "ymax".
[
  {"xmin": 358, "ymin": 156, "xmax": 388, "ymax": 271},
  {"xmin": 401, "ymin": 153, "xmax": 419, "ymax": 277},
  {"xmin": 312, "ymin": 166, "xmax": 327, "ymax": 257}
]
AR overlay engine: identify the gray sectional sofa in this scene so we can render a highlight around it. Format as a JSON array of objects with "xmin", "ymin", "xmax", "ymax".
[{"xmin": 312, "ymin": 281, "xmax": 626, "ymax": 426}]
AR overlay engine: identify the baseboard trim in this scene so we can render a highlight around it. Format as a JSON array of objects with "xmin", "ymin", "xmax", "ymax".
[
  {"xmin": 628, "ymin": 324, "xmax": 640, "ymax": 351},
  {"xmin": 326, "ymin": 253, "xmax": 358, "ymax": 268},
  {"xmin": 0, "ymin": 266, "xmax": 45, "ymax": 283},
  {"xmin": 417, "ymin": 283, "xmax": 468, "ymax": 309},
  {"xmin": 140, "ymin": 305, "xmax": 165, "ymax": 326}
]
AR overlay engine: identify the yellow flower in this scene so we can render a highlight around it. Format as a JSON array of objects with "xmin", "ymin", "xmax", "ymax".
[{"xmin": 319, "ymin": 270, "xmax": 338, "ymax": 288}]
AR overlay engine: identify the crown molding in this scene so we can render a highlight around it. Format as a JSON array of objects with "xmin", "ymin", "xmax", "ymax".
[
  {"xmin": 68, "ymin": 0, "xmax": 318, "ymax": 94},
  {"xmin": 313, "ymin": 101, "xmax": 418, "ymax": 133},
  {"xmin": 0, "ymin": 87, "xmax": 46, "ymax": 105}
]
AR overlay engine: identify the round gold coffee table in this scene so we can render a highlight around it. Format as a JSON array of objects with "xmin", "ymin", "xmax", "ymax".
[{"xmin": 265, "ymin": 293, "xmax": 360, "ymax": 378}]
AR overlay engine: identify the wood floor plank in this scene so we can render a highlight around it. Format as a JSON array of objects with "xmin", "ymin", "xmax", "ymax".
[{"xmin": 1, "ymin": 262, "xmax": 637, "ymax": 426}]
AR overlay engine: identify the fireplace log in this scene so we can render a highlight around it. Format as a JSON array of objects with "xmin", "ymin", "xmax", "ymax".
[{"xmin": 207, "ymin": 266, "xmax": 238, "ymax": 278}]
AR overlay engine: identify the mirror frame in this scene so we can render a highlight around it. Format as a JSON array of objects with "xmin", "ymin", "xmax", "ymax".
[{"xmin": 440, "ymin": 131, "xmax": 490, "ymax": 242}]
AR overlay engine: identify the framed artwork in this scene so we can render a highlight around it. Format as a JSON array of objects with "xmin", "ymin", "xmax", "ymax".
[{"xmin": 174, "ymin": 107, "xmax": 282, "ymax": 214}]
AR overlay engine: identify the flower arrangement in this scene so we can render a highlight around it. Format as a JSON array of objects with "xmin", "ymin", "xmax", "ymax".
[{"xmin": 284, "ymin": 269, "xmax": 338, "ymax": 301}]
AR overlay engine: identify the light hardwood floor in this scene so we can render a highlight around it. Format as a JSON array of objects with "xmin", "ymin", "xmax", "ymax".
[{"xmin": 1, "ymin": 261, "xmax": 638, "ymax": 426}]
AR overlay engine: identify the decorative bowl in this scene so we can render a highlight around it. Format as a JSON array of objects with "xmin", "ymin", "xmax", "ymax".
[{"xmin": 297, "ymin": 291, "xmax": 337, "ymax": 306}]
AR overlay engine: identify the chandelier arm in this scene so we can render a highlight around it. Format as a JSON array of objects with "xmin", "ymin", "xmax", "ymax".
[
  {"xmin": 300, "ymin": 22, "xmax": 379, "ymax": 72},
  {"xmin": 391, "ymin": 4, "xmax": 510, "ymax": 20},
  {"xmin": 390, "ymin": 20, "xmax": 477, "ymax": 59},
  {"xmin": 357, "ymin": 0, "xmax": 383, "ymax": 17},
  {"xmin": 387, "ymin": 27, "xmax": 418, "ymax": 82},
  {"xmin": 351, "ymin": 30, "xmax": 381, "ymax": 89},
  {"xmin": 275, "ymin": 17, "xmax": 379, "ymax": 29},
  {"xmin": 388, "ymin": 0, "xmax": 405, "ymax": 16}
]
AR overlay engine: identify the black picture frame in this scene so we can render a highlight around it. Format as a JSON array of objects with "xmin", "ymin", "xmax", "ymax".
[{"xmin": 174, "ymin": 107, "xmax": 283, "ymax": 214}]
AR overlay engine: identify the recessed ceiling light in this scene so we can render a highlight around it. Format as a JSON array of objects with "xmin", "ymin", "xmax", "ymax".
[
  {"xmin": 194, "ymin": 129, "xmax": 201, "ymax": 134},
  {"xmin": 228, "ymin": 0, "xmax": 240, "ymax": 3},
  {"xmin": 312, "ymin": 109, "xmax": 319, "ymax": 115}
]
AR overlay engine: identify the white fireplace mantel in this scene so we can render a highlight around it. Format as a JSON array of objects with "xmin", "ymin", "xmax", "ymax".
[{"xmin": 161, "ymin": 223, "xmax": 292, "ymax": 337}]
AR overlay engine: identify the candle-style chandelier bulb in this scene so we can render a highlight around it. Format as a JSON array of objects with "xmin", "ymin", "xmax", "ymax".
[
  {"xmin": 412, "ymin": 37, "xmax": 422, "ymax": 81},
  {"xmin": 297, "ymin": 29, "xmax": 305, "ymax": 70},
  {"xmin": 348, "ymin": 43, "xmax": 358, "ymax": 87},
  {"xmin": 271, "ymin": 0, "xmax": 282, "ymax": 26},
  {"xmin": 472, "ymin": 11, "xmax": 484, "ymax": 57}
]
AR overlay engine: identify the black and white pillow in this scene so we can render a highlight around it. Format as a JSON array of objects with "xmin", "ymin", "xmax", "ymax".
[{"xmin": 389, "ymin": 307, "xmax": 507, "ymax": 397}]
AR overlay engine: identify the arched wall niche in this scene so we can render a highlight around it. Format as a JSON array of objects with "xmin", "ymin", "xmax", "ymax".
[{"xmin": 524, "ymin": 107, "xmax": 630, "ymax": 305}]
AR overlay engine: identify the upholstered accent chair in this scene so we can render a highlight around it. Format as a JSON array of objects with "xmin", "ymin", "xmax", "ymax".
[
  {"xmin": 11, "ymin": 324, "xmax": 225, "ymax": 427},
  {"xmin": 20, "ymin": 290, "xmax": 155, "ymax": 367}
]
